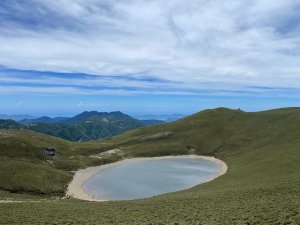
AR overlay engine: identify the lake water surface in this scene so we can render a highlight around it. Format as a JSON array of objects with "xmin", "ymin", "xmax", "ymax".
[{"xmin": 84, "ymin": 158, "xmax": 220, "ymax": 201}]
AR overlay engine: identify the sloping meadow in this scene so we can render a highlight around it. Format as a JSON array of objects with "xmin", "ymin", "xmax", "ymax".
[{"xmin": 0, "ymin": 108, "xmax": 299, "ymax": 224}]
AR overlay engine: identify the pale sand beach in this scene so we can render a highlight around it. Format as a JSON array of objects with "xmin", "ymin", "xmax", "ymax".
[{"xmin": 67, "ymin": 155, "xmax": 228, "ymax": 202}]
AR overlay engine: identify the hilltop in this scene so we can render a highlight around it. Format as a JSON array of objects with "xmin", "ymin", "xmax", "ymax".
[{"xmin": 0, "ymin": 107, "xmax": 299, "ymax": 224}]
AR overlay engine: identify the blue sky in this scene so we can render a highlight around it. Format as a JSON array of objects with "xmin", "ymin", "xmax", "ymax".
[{"xmin": 0, "ymin": 0, "xmax": 300, "ymax": 116}]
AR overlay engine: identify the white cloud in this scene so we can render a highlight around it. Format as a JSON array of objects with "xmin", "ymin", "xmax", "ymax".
[
  {"xmin": 15, "ymin": 100, "xmax": 24, "ymax": 106},
  {"xmin": 77, "ymin": 101, "xmax": 84, "ymax": 107},
  {"xmin": 0, "ymin": 0, "xmax": 299, "ymax": 93}
]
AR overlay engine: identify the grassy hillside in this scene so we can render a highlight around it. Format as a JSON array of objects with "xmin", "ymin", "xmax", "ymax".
[
  {"xmin": 0, "ymin": 108, "xmax": 299, "ymax": 224},
  {"xmin": 0, "ymin": 129, "xmax": 118, "ymax": 196}
]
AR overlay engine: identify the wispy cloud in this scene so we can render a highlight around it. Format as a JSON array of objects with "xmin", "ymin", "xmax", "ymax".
[
  {"xmin": 0, "ymin": 0, "xmax": 299, "ymax": 97},
  {"xmin": 15, "ymin": 100, "xmax": 24, "ymax": 106}
]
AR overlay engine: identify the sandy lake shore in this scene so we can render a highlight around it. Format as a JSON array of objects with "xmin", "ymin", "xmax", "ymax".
[{"xmin": 66, "ymin": 155, "xmax": 228, "ymax": 202}]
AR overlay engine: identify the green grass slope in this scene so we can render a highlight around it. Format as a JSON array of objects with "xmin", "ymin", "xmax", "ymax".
[
  {"xmin": 0, "ymin": 108, "xmax": 299, "ymax": 224},
  {"xmin": 0, "ymin": 130, "xmax": 118, "ymax": 196}
]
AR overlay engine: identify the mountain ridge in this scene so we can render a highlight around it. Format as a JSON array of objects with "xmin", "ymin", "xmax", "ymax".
[{"xmin": 0, "ymin": 111, "xmax": 164, "ymax": 141}]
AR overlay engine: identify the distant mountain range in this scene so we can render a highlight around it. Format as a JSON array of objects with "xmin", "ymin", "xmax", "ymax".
[
  {"xmin": 134, "ymin": 114, "xmax": 185, "ymax": 122},
  {"xmin": 0, "ymin": 114, "xmax": 36, "ymax": 121},
  {"xmin": 20, "ymin": 116, "xmax": 68, "ymax": 124},
  {"xmin": 0, "ymin": 111, "xmax": 164, "ymax": 142},
  {"xmin": 140, "ymin": 119, "xmax": 165, "ymax": 126},
  {"xmin": 0, "ymin": 112, "xmax": 183, "ymax": 123},
  {"xmin": 0, "ymin": 119, "xmax": 21, "ymax": 129}
]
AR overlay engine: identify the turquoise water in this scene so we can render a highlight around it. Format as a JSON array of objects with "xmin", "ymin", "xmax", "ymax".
[{"xmin": 84, "ymin": 158, "xmax": 220, "ymax": 201}]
